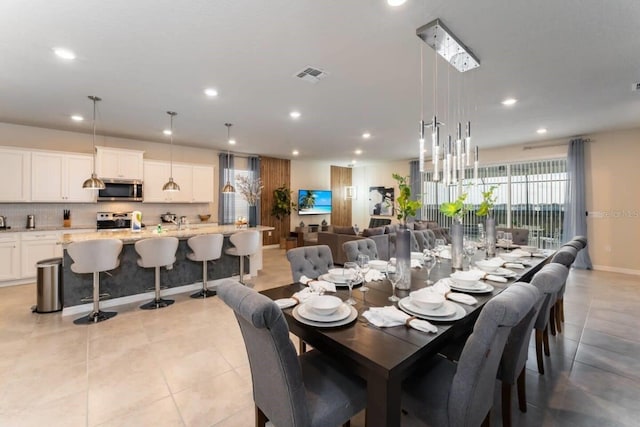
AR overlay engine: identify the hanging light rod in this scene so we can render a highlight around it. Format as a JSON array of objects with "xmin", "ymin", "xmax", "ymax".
[
  {"xmin": 162, "ymin": 111, "xmax": 180, "ymax": 192},
  {"xmin": 222, "ymin": 123, "xmax": 235, "ymax": 193},
  {"xmin": 416, "ymin": 18, "xmax": 480, "ymax": 73},
  {"xmin": 82, "ymin": 95, "xmax": 106, "ymax": 190}
]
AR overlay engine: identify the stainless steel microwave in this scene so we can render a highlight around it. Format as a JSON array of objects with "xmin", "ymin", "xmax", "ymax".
[{"xmin": 97, "ymin": 179, "xmax": 143, "ymax": 202}]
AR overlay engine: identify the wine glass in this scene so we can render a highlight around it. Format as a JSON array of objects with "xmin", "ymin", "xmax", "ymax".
[
  {"xmin": 464, "ymin": 238, "xmax": 477, "ymax": 269},
  {"xmin": 434, "ymin": 238, "xmax": 446, "ymax": 264},
  {"xmin": 503, "ymin": 232, "xmax": 513, "ymax": 251},
  {"xmin": 422, "ymin": 250, "xmax": 436, "ymax": 285},
  {"xmin": 357, "ymin": 254, "xmax": 370, "ymax": 293},
  {"xmin": 385, "ymin": 260, "xmax": 402, "ymax": 302},
  {"xmin": 343, "ymin": 262, "xmax": 358, "ymax": 305}
]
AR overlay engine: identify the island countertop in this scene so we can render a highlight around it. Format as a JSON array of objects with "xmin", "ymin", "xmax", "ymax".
[{"xmin": 60, "ymin": 224, "xmax": 274, "ymax": 246}]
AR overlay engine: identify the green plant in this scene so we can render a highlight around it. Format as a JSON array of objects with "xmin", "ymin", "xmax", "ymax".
[
  {"xmin": 476, "ymin": 185, "xmax": 498, "ymax": 217},
  {"xmin": 271, "ymin": 185, "xmax": 296, "ymax": 220},
  {"xmin": 391, "ymin": 173, "xmax": 421, "ymax": 225},
  {"xmin": 440, "ymin": 191, "xmax": 469, "ymax": 222},
  {"xmin": 298, "ymin": 190, "xmax": 316, "ymax": 210}
]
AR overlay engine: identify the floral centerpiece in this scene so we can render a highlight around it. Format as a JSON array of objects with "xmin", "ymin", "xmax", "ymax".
[
  {"xmin": 390, "ymin": 173, "xmax": 421, "ymax": 226},
  {"xmin": 439, "ymin": 191, "xmax": 469, "ymax": 270},
  {"xmin": 236, "ymin": 175, "xmax": 263, "ymax": 227},
  {"xmin": 475, "ymin": 185, "xmax": 498, "ymax": 256},
  {"xmin": 389, "ymin": 173, "xmax": 421, "ymax": 289},
  {"xmin": 439, "ymin": 191, "xmax": 469, "ymax": 223},
  {"xmin": 476, "ymin": 185, "xmax": 498, "ymax": 217}
]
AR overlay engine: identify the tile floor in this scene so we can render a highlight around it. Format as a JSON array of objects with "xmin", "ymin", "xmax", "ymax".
[{"xmin": 0, "ymin": 248, "xmax": 638, "ymax": 426}]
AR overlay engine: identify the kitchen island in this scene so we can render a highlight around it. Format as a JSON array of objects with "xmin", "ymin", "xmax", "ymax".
[{"xmin": 60, "ymin": 225, "xmax": 274, "ymax": 312}]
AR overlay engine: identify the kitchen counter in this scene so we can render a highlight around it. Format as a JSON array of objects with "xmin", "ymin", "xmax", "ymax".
[{"xmin": 0, "ymin": 225, "xmax": 96, "ymax": 233}]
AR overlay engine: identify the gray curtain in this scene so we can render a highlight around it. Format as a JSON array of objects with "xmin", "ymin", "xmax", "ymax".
[
  {"xmin": 409, "ymin": 160, "xmax": 422, "ymax": 220},
  {"xmin": 562, "ymin": 138, "xmax": 592, "ymax": 269},
  {"xmin": 248, "ymin": 156, "xmax": 261, "ymax": 225},
  {"xmin": 218, "ymin": 153, "xmax": 235, "ymax": 224}
]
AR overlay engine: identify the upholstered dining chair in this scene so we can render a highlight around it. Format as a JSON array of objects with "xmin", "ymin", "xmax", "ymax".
[
  {"xmin": 217, "ymin": 279, "xmax": 366, "ymax": 427},
  {"xmin": 549, "ymin": 245, "xmax": 578, "ymax": 334},
  {"xmin": 343, "ymin": 238, "xmax": 379, "ymax": 263},
  {"xmin": 497, "ymin": 283, "xmax": 544, "ymax": 427},
  {"xmin": 413, "ymin": 229, "xmax": 436, "ymax": 252},
  {"xmin": 402, "ymin": 282, "xmax": 540, "ymax": 427},
  {"xmin": 286, "ymin": 245, "xmax": 334, "ymax": 283},
  {"xmin": 529, "ymin": 263, "xmax": 570, "ymax": 374}
]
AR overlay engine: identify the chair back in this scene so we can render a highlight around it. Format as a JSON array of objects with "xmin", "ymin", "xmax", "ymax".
[
  {"xmin": 496, "ymin": 227, "xmax": 530, "ymax": 246},
  {"xmin": 449, "ymin": 282, "xmax": 539, "ymax": 427},
  {"xmin": 574, "ymin": 235, "xmax": 587, "ymax": 247},
  {"xmin": 551, "ymin": 246, "xmax": 578, "ymax": 267},
  {"xmin": 135, "ymin": 237, "xmax": 179, "ymax": 268},
  {"xmin": 368, "ymin": 217, "xmax": 391, "ymax": 229},
  {"xmin": 498, "ymin": 282, "xmax": 544, "ymax": 384},
  {"xmin": 217, "ymin": 280, "xmax": 310, "ymax": 426},
  {"xmin": 529, "ymin": 263, "xmax": 570, "ymax": 330},
  {"xmin": 187, "ymin": 233, "xmax": 224, "ymax": 261},
  {"xmin": 229, "ymin": 230, "xmax": 260, "ymax": 256},
  {"xmin": 67, "ymin": 238, "xmax": 123, "ymax": 274},
  {"xmin": 286, "ymin": 245, "xmax": 334, "ymax": 282},
  {"xmin": 562, "ymin": 240, "xmax": 583, "ymax": 251},
  {"xmin": 343, "ymin": 238, "xmax": 379, "ymax": 263},
  {"xmin": 414, "ymin": 229, "xmax": 436, "ymax": 251}
]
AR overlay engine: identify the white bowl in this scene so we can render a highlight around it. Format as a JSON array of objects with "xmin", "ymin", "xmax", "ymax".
[
  {"xmin": 411, "ymin": 252, "xmax": 423, "ymax": 260},
  {"xmin": 328, "ymin": 268, "xmax": 356, "ymax": 282},
  {"xmin": 369, "ymin": 260, "xmax": 388, "ymax": 271},
  {"xmin": 520, "ymin": 245, "xmax": 537, "ymax": 253},
  {"xmin": 306, "ymin": 295, "xmax": 343, "ymax": 316},
  {"xmin": 450, "ymin": 271, "xmax": 483, "ymax": 287},
  {"xmin": 475, "ymin": 259, "xmax": 502, "ymax": 273},
  {"xmin": 500, "ymin": 253, "xmax": 521, "ymax": 262},
  {"xmin": 410, "ymin": 291, "xmax": 445, "ymax": 310}
]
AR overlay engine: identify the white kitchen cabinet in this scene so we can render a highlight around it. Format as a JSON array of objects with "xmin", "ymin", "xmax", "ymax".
[
  {"xmin": 0, "ymin": 147, "xmax": 31, "ymax": 202},
  {"xmin": 95, "ymin": 146, "xmax": 144, "ymax": 180},
  {"xmin": 20, "ymin": 231, "xmax": 61, "ymax": 278},
  {"xmin": 143, "ymin": 160, "xmax": 170, "ymax": 202},
  {"xmin": 192, "ymin": 165, "xmax": 214, "ymax": 202},
  {"xmin": 0, "ymin": 234, "xmax": 21, "ymax": 281},
  {"xmin": 170, "ymin": 164, "xmax": 193, "ymax": 203},
  {"xmin": 143, "ymin": 160, "xmax": 212, "ymax": 203},
  {"xmin": 31, "ymin": 152, "xmax": 95, "ymax": 202}
]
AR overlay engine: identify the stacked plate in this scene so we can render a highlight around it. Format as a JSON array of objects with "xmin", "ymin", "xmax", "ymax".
[
  {"xmin": 398, "ymin": 296, "xmax": 466, "ymax": 321},
  {"xmin": 369, "ymin": 260, "xmax": 389, "ymax": 271},
  {"xmin": 293, "ymin": 302, "xmax": 357, "ymax": 327},
  {"xmin": 320, "ymin": 268, "xmax": 363, "ymax": 286}
]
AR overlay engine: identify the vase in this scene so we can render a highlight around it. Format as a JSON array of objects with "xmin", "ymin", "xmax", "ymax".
[
  {"xmin": 248, "ymin": 206, "xmax": 258, "ymax": 228},
  {"xmin": 486, "ymin": 217, "xmax": 496, "ymax": 258},
  {"xmin": 450, "ymin": 221, "xmax": 464, "ymax": 270},
  {"xmin": 395, "ymin": 226, "xmax": 412, "ymax": 290}
]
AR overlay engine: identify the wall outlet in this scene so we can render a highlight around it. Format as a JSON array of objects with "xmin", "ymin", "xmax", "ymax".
[{"xmin": 268, "ymin": 231, "xmax": 272, "ymax": 236}]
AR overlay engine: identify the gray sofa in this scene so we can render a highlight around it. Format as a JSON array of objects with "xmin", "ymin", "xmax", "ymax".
[{"xmin": 317, "ymin": 226, "xmax": 390, "ymax": 265}]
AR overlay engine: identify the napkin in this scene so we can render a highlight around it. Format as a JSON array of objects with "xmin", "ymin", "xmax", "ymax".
[
  {"xmin": 431, "ymin": 280, "xmax": 478, "ymax": 305},
  {"xmin": 504, "ymin": 262, "xmax": 525, "ymax": 269},
  {"xmin": 362, "ymin": 306, "xmax": 437, "ymax": 333},
  {"xmin": 470, "ymin": 268, "xmax": 508, "ymax": 283},
  {"xmin": 388, "ymin": 258, "xmax": 423, "ymax": 269},
  {"xmin": 439, "ymin": 249, "xmax": 452, "ymax": 259},
  {"xmin": 365, "ymin": 270, "xmax": 385, "ymax": 282},
  {"xmin": 291, "ymin": 287, "xmax": 320, "ymax": 304},
  {"xmin": 511, "ymin": 249, "xmax": 532, "ymax": 257},
  {"xmin": 299, "ymin": 275, "xmax": 336, "ymax": 293}
]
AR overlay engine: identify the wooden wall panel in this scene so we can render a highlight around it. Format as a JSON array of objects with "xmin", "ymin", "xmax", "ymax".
[
  {"xmin": 330, "ymin": 165, "xmax": 352, "ymax": 226},
  {"xmin": 260, "ymin": 157, "xmax": 291, "ymax": 246}
]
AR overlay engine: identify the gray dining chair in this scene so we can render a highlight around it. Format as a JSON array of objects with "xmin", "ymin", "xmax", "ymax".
[
  {"xmin": 529, "ymin": 263, "xmax": 570, "ymax": 374},
  {"xmin": 217, "ymin": 279, "xmax": 366, "ymax": 427},
  {"xmin": 402, "ymin": 282, "xmax": 540, "ymax": 427},
  {"xmin": 549, "ymin": 245, "xmax": 578, "ymax": 334},
  {"xmin": 497, "ymin": 282, "xmax": 544, "ymax": 427},
  {"xmin": 413, "ymin": 229, "xmax": 436, "ymax": 251},
  {"xmin": 342, "ymin": 238, "xmax": 379, "ymax": 263},
  {"xmin": 286, "ymin": 245, "xmax": 334, "ymax": 283}
]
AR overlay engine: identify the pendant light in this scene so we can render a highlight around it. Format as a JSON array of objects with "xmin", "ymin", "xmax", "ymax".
[
  {"xmin": 221, "ymin": 123, "xmax": 235, "ymax": 193},
  {"xmin": 162, "ymin": 111, "xmax": 180, "ymax": 192},
  {"xmin": 82, "ymin": 96, "xmax": 106, "ymax": 190}
]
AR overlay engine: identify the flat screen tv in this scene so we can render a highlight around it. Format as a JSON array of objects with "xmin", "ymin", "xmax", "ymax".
[{"xmin": 297, "ymin": 189, "xmax": 332, "ymax": 215}]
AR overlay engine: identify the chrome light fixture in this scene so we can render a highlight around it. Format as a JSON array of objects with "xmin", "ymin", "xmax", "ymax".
[
  {"xmin": 222, "ymin": 123, "xmax": 235, "ymax": 193},
  {"xmin": 416, "ymin": 19, "xmax": 480, "ymax": 73},
  {"xmin": 82, "ymin": 96, "xmax": 106, "ymax": 190},
  {"xmin": 162, "ymin": 111, "xmax": 180, "ymax": 192}
]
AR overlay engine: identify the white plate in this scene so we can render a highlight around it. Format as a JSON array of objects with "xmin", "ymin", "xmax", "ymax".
[
  {"xmin": 411, "ymin": 252, "xmax": 424, "ymax": 260},
  {"xmin": 319, "ymin": 274, "xmax": 363, "ymax": 287},
  {"xmin": 297, "ymin": 302, "xmax": 351, "ymax": 322},
  {"xmin": 292, "ymin": 305, "xmax": 358, "ymax": 327},
  {"xmin": 489, "ymin": 267, "xmax": 517, "ymax": 277},
  {"xmin": 369, "ymin": 260, "xmax": 388, "ymax": 270},
  {"xmin": 274, "ymin": 298, "xmax": 297, "ymax": 309},
  {"xmin": 398, "ymin": 297, "xmax": 466, "ymax": 322},
  {"xmin": 402, "ymin": 298, "xmax": 457, "ymax": 317},
  {"xmin": 447, "ymin": 279, "xmax": 494, "ymax": 294}
]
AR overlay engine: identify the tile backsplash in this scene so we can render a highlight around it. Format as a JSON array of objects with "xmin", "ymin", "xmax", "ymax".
[{"xmin": 0, "ymin": 202, "xmax": 215, "ymax": 230}]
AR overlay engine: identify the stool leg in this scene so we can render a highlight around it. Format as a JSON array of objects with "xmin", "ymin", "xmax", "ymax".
[
  {"xmin": 141, "ymin": 266, "xmax": 174, "ymax": 309},
  {"xmin": 74, "ymin": 272, "xmax": 117, "ymax": 324},
  {"xmin": 239, "ymin": 255, "xmax": 245, "ymax": 285},
  {"xmin": 191, "ymin": 260, "xmax": 216, "ymax": 298}
]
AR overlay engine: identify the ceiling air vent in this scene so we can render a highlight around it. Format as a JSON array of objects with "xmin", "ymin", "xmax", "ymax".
[
  {"xmin": 633, "ymin": 82, "xmax": 640, "ymax": 92},
  {"xmin": 294, "ymin": 66, "xmax": 328, "ymax": 84}
]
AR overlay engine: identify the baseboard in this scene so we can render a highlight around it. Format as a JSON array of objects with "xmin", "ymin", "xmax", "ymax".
[
  {"xmin": 264, "ymin": 244, "xmax": 281, "ymax": 249},
  {"xmin": 0, "ymin": 278, "xmax": 34, "ymax": 288},
  {"xmin": 592, "ymin": 265, "xmax": 640, "ymax": 276}
]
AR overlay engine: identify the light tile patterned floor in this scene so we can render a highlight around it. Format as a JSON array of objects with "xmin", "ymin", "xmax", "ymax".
[{"xmin": 0, "ymin": 248, "xmax": 638, "ymax": 426}]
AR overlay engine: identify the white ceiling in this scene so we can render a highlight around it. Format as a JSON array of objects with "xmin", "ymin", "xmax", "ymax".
[{"xmin": 1, "ymin": 0, "xmax": 639, "ymax": 164}]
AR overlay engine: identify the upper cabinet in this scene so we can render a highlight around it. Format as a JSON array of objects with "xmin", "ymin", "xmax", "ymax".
[
  {"xmin": 0, "ymin": 147, "xmax": 31, "ymax": 202},
  {"xmin": 143, "ymin": 160, "xmax": 213, "ymax": 203},
  {"xmin": 95, "ymin": 146, "xmax": 144, "ymax": 180},
  {"xmin": 192, "ymin": 165, "xmax": 215, "ymax": 203},
  {"xmin": 31, "ymin": 152, "xmax": 96, "ymax": 203}
]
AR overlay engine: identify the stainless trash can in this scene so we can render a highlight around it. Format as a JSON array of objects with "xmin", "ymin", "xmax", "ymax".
[{"xmin": 34, "ymin": 257, "xmax": 63, "ymax": 313}]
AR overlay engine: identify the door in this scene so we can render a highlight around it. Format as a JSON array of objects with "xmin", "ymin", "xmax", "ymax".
[
  {"xmin": 0, "ymin": 235, "xmax": 20, "ymax": 281},
  {"xmin": 0, "ymin": 148, "xmax": 30, "ymax": 202},
  {"xmin": 21, "ymin": 233, "xmax": 61, "ymax": 278},
  {"xmin": 66, "ymin": 154, "xmax": 96, "ymax": 202},
  {"xmin": 32, "ymin": 152, "xmax": 64, "ymax": 201}
]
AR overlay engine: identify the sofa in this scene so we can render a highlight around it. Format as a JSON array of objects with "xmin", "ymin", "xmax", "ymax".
[{"xmin": 317, "ymin": 225, "xmax": 390, "ymax": 265}]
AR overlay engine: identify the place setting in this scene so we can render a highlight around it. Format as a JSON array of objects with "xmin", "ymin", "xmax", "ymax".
[
  {"xmin": 446, "ymin": 270, "xmax": 496, "ymax": 293},
  {"xmin": 396, "ymin": 287, "xmax": 468, "ymax": 322},
  {"xmin": 292, "ymin": 295, "xmax": 359, "ymax": 327}
]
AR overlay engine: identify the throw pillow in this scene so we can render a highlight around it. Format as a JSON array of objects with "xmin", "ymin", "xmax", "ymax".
[
  {"xmin": 362, "ymin": 226, "xmax": 385, "ymax": 237},
  {"xmin": 333, "ymin": 225, "xmax": 356, "ymax": 235}
]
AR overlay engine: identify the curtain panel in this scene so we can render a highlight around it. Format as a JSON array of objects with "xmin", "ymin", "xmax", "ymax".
[
  {"xmin": 218, "ymin": 153, "xmax": 235, "ymax": 224},
  {"xmin": 248, "ymin": 156, "xmax": 261, "ymax": 225}
]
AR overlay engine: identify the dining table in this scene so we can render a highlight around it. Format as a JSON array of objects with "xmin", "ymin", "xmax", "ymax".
[{"xmin": 260, "ymin": 250, "xmax": 552, "ymax": 427}]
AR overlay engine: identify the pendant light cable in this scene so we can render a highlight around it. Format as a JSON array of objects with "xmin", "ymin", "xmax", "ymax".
[{"xmin": 82, "ymin": 95, "xmax": 105, "ymax": 190}]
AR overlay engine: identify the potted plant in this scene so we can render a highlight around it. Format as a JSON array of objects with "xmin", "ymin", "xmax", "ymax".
[
  {"xmin": 391, "ymin": 173, "xmax": 421, "ymax": 225},
  {"xmin": 439, "ymin": 191, "xmax": 469, "ymax": 270},
  {"xmin": 390, "ymin": 173, "xmax": 422, "ymax": 289},
  {"xmin": 271, "ymin": 185, "xmax": 296, "ymax": 248},
  {"xmin": 476, "ymin": 185, "xmax": 498, "ymax": 257},
  {"xmin": 236, "ymin": 175, "xmax": 263, "ymax": 227}
]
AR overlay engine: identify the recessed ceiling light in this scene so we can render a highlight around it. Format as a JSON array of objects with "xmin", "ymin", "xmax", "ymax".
[
  {"xmin": 362, "ymin": 132, "xmax": 371, "ymax": 139},
  {"xmin": 355, "ymin": 149, "xmax": 362, "ymax": 155},
  {"xmin": 53, "ymin": 47, "xmax": 76, "ymax": 60},
  {"xmin": 537, "ymin": 128, "xmax": 547, "ymax": 134},
  {"xmin": 501, "ymin": 98, "xmax": 517, "ymax": 106},
  {"xmin": 70, "ymin": 115, "xmax": 84, "ymax": 122},
  {"xmin": 289, "ymin": 111, "xmax": 301, "ymax": 119},
  {"xmin": 351, "ymin": 159, "xmax": 357, "ymax": 164},
  {"xmin": 204, "ymin": 88, "xmax": 218, "ymax": 97},
  {"xmin": 387, "ymin": 0, "xmax": 407, "ymax": 6},
  {"xmin": 228, "ymin": 138, "xmax": 236, "ymax": 145},
  {"xmin": 163, "ymin": 129, "xmax": 172, "ymax": 136},
  {"xmin": 292, "ymin": 150, "xmax": 299, "ymax": 156}
]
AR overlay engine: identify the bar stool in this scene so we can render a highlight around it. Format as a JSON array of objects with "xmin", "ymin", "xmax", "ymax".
[
  {"xmin": 67, "ymin": 238, "xmax": 123, "ymax": 325},
  {"xmin": 187, "ymin": 234, "xmax": 223, "ymax": 298},
  {"xmin": 225, "ymin": 230, "xmax": 260, "ymax": 285},
  {"xmin": 135, "ymin": 237, "xmax": 179, "ymax": 309}
]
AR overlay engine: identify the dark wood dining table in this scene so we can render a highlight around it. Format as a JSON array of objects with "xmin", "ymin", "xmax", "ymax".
[{"xmin": 260, "ymin": 252, "xmax": 551, "ymax": 427}]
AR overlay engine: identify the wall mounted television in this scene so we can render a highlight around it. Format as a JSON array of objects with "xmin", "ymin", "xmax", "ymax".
[{"xmin": 297, "ymin": 190, "xmax": 332, "ymax": 215}]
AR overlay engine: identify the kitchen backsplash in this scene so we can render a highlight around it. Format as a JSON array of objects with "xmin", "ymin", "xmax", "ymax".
[{"xmin": 0, "ymin": 202, "xmax": 214, "ymax": 230}]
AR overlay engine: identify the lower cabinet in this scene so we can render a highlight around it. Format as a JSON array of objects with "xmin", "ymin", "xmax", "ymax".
[
  {"xmin": 20, "ymin": 232, "xmax": 62, "ymax": 278},
  {"xmin": 0, "ymin": 234, "xmax": 20, "ymax": 281}
]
